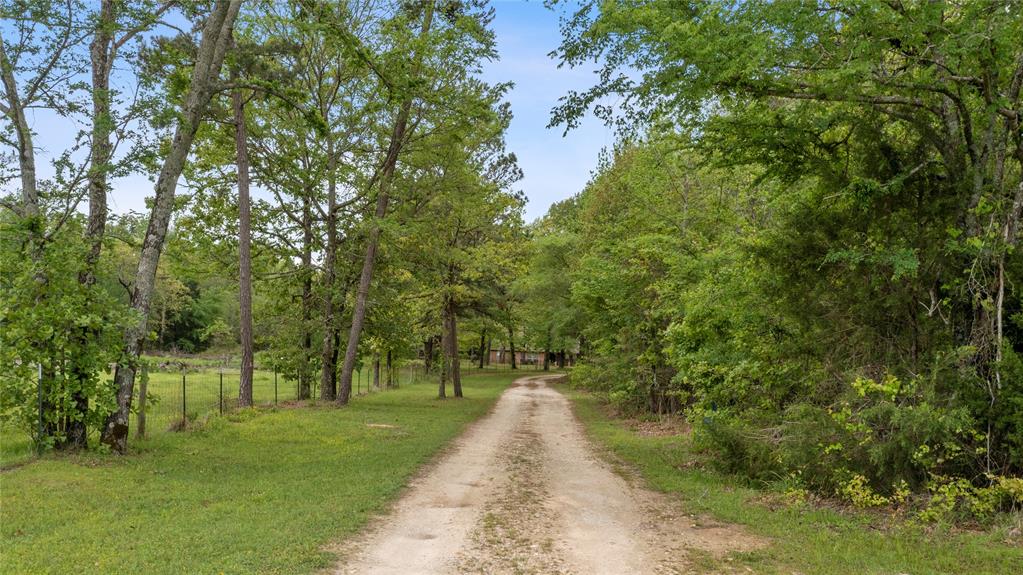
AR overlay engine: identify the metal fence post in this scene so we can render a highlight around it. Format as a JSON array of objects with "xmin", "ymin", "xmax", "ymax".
[
  {"xmin": 219, "ymin": 370, "xmax": 224, "ymax": 415},
  {"xmin": 274, "ymin": 368, "xmax": 278, "ymax": 405},
  {"xmin": 181, "ymin": 372, "xmax": 187, "ymax": 427}
]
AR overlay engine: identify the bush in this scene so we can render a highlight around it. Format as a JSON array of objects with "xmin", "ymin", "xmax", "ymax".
[
  {"xmin": 570, "ymin": 357, "xmax": 649, "ymax": 413},
  {"xmin": 694, "ymin": 410, "xmax": 783, "ymax": 482},
  {"xmin": 693, "ymin": 373, "xmax": 1023, "ymax": 520}
]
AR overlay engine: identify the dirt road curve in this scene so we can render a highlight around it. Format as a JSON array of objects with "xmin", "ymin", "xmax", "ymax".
[{"xmin": 335, "ymin": 375, "xmax": 761, "ymax": 575}]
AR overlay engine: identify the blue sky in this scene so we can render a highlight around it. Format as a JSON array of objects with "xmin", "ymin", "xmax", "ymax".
[
  {"xmin": 481, "ymin": 0, "xmax": 612, "ymax": 221},
  {"xmin": 21, "ymin": 1, "xmax": 610, "ymax": 224}
]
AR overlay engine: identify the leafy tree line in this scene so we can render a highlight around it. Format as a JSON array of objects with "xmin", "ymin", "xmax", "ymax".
[
  {"xmin": 1, "ymin": 0, "xmax": 527, "ymax": 452},
  {"xmin": 529, "ymin": 0, "xmax": 1023, "ymax": 518}
]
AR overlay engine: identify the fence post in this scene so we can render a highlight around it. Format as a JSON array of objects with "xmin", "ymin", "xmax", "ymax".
[
  {"xmin": 219, "ymin": 370, "xmax": 224, "ymax": 415},
  {"xmin": 274, "ymin": 368, "xmax": 278, "ymax": 405},
  {"xmin": 357, "ymin": 368, "xmax": 361, "ymax": 395},
  {"xmin": 181, "ymin": 372, "xmax": 187, "ymax": 428}
]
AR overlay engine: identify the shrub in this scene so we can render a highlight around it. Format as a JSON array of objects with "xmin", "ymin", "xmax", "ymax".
[{"xmin": 694, "ymin": 410, "xmax": 783, "ymax": 482}]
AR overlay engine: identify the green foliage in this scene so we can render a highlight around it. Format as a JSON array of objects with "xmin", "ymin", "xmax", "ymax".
[
  {"xmin": 544, "ymin": 0, "xmax": 1023, "ymax": 515},
  {"xmin": 532, "ymin": 125, "xmax": 1023, "ymax": 513},
  {"xmin": 0, "ymin": 215, "xmax": 129, "ymax": 447},
  {"xmin": 568, "ymin": 387, "xmax": 1023, "ymax": 574}
]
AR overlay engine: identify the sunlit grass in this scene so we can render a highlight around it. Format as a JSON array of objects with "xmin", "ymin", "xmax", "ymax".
[{"xmin": 1, "ymin": 370, "xmax": 518, "ymax": 574}]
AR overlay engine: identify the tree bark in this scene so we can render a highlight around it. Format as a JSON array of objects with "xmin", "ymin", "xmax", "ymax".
[
  {"xmin": 448, "ymin": 297, "xmax": 462, "ymax": 398},
  {"xmin": 386, "ymin": 349, "xmax": 393, "ymax": 387},
  {"xmin": 319, "ymin": 139, "xmax": 339, "ymax": 401},
  {"xmin": 300, "ymin": 192, "xmax": 313, "ymax": 399},
  {"xmin": 65, "ymin": 0, "xmax": 117, "ymax": 449},
  {"xmin": 439, "ymin": 315, "xmax": 449, "ymax": 399},
  {"xmin": 424, "ymin": 337, "xmax": 435, "ymax": 373},
  {"xmin": 330, "ymin": 324, "xmax": 341, "ymax": 396},
  {"xmin": 0, "ymin": 40, "xmax": 38, "ymax": 219},
  {"xmin": 101, "ymin": 0, "xmax": 242, "ymax": 452},
  {"xmin": 337, "ymin": 1, "xmax": 435, "ymax": 405},
  {"xmin": 233, "ymin": 74, "xmax": 253, "ymax": 408},
  {"xmin": 82, "ymin": 0, "xmax": 114, "ymax": 284},
  {"xmin": 507, "ymin": 325, "xmax": 517, "ymax": 370}
]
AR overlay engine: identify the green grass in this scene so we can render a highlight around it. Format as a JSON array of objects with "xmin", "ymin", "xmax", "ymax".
[
  {"xmin": 0, "ymin": 360, "xmax": 444, "ymax": 464},
  {"xmin": 565, "ymin": 386, "xmax": 1023, "ymax": 575},
  {"xmin": 0, "ymin": 423, "xmax": 34, "ymax": 467},
  {"xmin": 0, "ymin": 370, "xmax": 517, "ymax": 574}
]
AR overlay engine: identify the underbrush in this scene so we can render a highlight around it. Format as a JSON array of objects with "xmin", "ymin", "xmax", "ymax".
[
  {"xmin": 570, "ymin": 359, "xmax": 1023, "ymax": 525},
  {"xmin": 565, "ymin": 383, "xmax": 1023, "ymax": 574},
  {"xmin": 692, "ymin": 373, "xmax": 1023, "ymax": 525}
]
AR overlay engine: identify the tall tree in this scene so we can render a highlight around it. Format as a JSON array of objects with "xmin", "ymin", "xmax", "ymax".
[
  {"xmin": 336, "ymin": 0, "xmax": 436, "ymax": 405},
  {"xmin": 101, "ymin": 0, "xmax": 242, "ymax": 451},
  {"xmin": 231, "ymin": 68, "xmax": 254, "ymax": 407}
]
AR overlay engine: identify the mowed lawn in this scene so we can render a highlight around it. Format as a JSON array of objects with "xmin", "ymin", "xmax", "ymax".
[
  {"xmin": 566, "ymin": 387, "xmax": 1023, "ymax": 575},
  {"xmin": 1, "ymin": 371, "xmax": 518, "ymax": 574}
]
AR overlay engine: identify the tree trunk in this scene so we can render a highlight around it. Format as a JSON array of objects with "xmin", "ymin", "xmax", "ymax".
[
  {"xmin": 66, "ymin": 0, "xmax": 118, "ymax": 449},
  {"xmin": 485, "ymin": 337, "xmax": 491, "ymax": 366},
  {"xmin": 300, "ymin": 192, "xmax": 313, "ymax": 399},
  {"xmin": 0, "ymin": 40, "xmax": 38, "ymax": 219},
  {"xmin": 477, "ymin": 330, "xmax": 486, "ymax": 369},
  {"xmin": 373, "ymin": 354, "xmax": 381, "ymax": 389},
  {"xmin": 424, "ymin": 337, "xmax": 435, "ymax": 373},
  {"xmin": 233, "ymin": 75, "xmax": 253, "ymax": 408},
  {"xmin": 337, "ymin": 2, "xmax": 435, "ymax": 405},
  {"xmin": 330, "ymin": 324, "xmax": 341, "ymax": 397},
  {"xmin": 101, "ymin": 0, "xmax": 241, "ymax": 452},
  {"xmin": 439, "ymin": 315, "xmax": 449, "ymax": 399},
  {"xmin": 386, "ymin": 349, "xmax": 393, "ymax": 388},
  {"xmin": 448, "ymin": 298, "xmax": 462, "ymax": 398},
  {"xmin": 508, "ymin": 325, "xmax": 517, "ymax": 370},
  {"xmin": 319, "ymin": 139, "xmax": 339, "ymax": 401}
]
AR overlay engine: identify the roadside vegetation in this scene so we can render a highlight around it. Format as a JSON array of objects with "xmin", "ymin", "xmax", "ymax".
[
  {"xmin": 568, "ymin": 387, "xmax": 1023, "ymax": 575},
  {"xmin": 525, "ymin": 0, "xmax": 1023, "ymax": 528}
]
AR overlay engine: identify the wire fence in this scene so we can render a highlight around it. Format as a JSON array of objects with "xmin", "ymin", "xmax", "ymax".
[{"xmin": 130, "ymin": 359, "xmax": 510, "ymax": 437}]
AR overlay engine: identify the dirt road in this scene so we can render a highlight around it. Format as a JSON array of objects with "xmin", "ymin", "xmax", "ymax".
[{"xmin": 335, "ymin": 375, "xmax": 760, "ymax": 575}]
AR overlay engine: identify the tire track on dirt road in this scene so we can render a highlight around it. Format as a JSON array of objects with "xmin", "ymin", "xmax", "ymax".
[{"xmin": 335, "ymin": 375, "xmax": 763, "ymax": 575}]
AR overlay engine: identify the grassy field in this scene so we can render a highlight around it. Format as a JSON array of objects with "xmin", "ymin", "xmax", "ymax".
[
  {"xmin": 121, "ymin": 363, "xmax": 434, "ymax": 435},
  {"xmin": 0, "ymin": 358, "xmax": 488, "ymax": 466},
  {"xmin": 565, "ymin": 385, "xmax": 1023, "ymax": 575},
  {"xmin": 0, "ymin": 370, "xmax": 518, "ymax": 574}
]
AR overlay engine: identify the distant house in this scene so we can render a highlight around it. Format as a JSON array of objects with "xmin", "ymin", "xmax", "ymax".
[{"xmin": 489, "ymin": 349, "xmax": 546, "ymax": 366}]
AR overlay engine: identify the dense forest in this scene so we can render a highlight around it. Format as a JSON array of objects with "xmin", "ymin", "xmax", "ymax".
[
  {"xmin": 3, "ymin": 0, "xmax": 1023, "ymax": 529},
  {"xmin": 528, "ymin": 0, "xmax": 1023, "ymax": 518}
]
